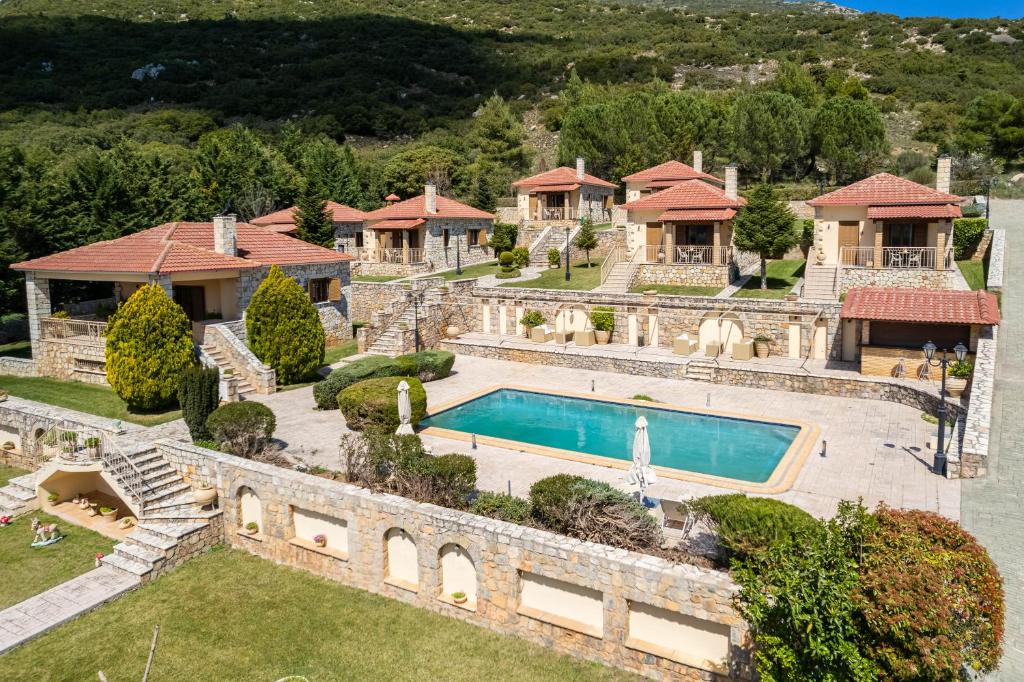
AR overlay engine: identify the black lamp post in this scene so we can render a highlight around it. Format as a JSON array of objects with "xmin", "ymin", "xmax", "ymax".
[
  {"xmin": 412, "ymin": 292, "xmax": 423, "ymax": 352},
  {"xmin": 923, "ymin": 340, "xmax": 968, "ymax": 475},
  {"xmin": 816, "ymin": 174, "xmax": 827, "ymax": 196},
  {"xmin": 984, "ymin": 177, "xmax": 998, "ymax": 221},
  {"xmin": 455, "ymin": 232, "xmax": 462, "ymax": 276},
  {"xmin": 564, "ymin": 225, "xmax": 571, "ymax": 282}
]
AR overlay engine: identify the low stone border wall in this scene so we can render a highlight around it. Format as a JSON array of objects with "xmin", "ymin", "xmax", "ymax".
[
  {"xmin": 202, "ymin": 323, "xmax": 276, "ymax": 394},
  {"xmin": 839, "ymin": 267, "xmax": 961, "ymax": 293},
  {"xmin": 159, "ymin": 440, "xmax": 751, "ymax": 680},
  {"xmin": 986, "ymin": 230, "xmax": 1005, "ymax": 292},
  {"xmin": 952, "ymin": 326, "xmax": 996, "ymax": 478},
  {"xmin": 350, "ymin": 280, "xmax": 412, "ymax": 324},
  {"xmin": 0, "ymin": 356, "xmax": 37, "ymax": 378}
]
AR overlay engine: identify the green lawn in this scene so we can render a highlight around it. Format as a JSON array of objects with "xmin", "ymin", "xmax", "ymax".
[
  {"xmin": 0, "ymin": 340, "xmax": 31, "ymax": 358},
  {"xmin": 324, "ymin": 339, "xmax": 358, "ymax": 365},
  {"xmin": 0, "ymin": 549, "xmax": 633, "ymax": 681},
  {"xmin": 503, "ymin": 262, "xmax": 602, "ymax": 291},
  {"xmin": 957, "ymin": 260, "xmax": 986, "ymax": 291},
  {"xmin": 0, "ymin": 375, "xmax": 181, "ymax": 426},
  {"xmin": 732, "ymin": 259, "xmax": 806, "ymax": 299},
  {"xmin": 592, "ymin": 222, "xmax": 616, "ymax": 231},
  {"xmin": 0, "ymin": 463, "xmax": 28, "ymax": 487},
  {"xmin": 353, "ymin": 275, "xmax": 404, "ymax": 283},
  {"xmin": 0, "ymin": 503, "xmax": 116, "ymax": 610},
  {"xmin": 629, "ymin": 284, "xmax": 723, "ymax": 297},
  {"xmin": 433, "ymin": 260, "xmax": 501, "ymax": 281}
]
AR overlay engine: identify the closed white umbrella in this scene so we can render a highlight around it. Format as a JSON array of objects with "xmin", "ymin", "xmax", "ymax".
[
  {"xmin": 627, "ymin": 415, "xmax": 657, "ymax": 502},
  {"xmin": 396, "ymin": 380, "xmax": 414, "ymax": 435}
]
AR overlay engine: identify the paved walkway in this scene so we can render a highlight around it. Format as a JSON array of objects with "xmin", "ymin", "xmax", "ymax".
[
  {"xmin": 0, "ymin": 566, "xmax": 139, "ymax": 654},
  {"xmin": 962, "ymin": 199, "xmax": 1024, "ymax": 679}
]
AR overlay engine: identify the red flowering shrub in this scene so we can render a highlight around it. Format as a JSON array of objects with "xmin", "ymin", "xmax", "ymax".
[{"xmin": 855, "ymin": 505, "xmax": 1004, "ymax": 680}]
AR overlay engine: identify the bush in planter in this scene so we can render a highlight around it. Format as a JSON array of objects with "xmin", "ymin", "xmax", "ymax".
[
  {"xmin": 470, "ymin": 491, "xmax": 531, "ymax": 524},
  {"xmin": 178, "ymin": 367, "xmax": 220, "ymax": 441},
  {"xmin": 590, "ymin": 306, "xmax": 614, "ymax": 334},
  {"xmin": 246, "ymin": 264, "xmax": 325, "ymax": 385},
  {"xmin": 206, "ymin": 402, "xmax": 276, "ymax": 458},
  {"xmin": 313, "ymin": 356, "xmax": 404, "ymax": 409},
  {"xmin": 494, "ymin": 268, "xmax": 521, "ymax": 279},
  {"xmin": 429, "ymin": 454, "xmax": 477, "ymax": 509},
  {"xmin": 510, "ymin": 246, "xmax": 531, "ymax": 268},
  {"xmin": 950, "ymin": 360, "xmax": 973, "ymax": 379},
  {"xmin": 395, "ymin": 350, "xmax": 455, "ymax": 382},
  {"xmin": 547, "ymin": 248, "xmax": 561, "ymax": 267},
  {"xmin": 519, "ymin": 310, "xmax": 545, "ymax": 329},
  {"xmin": 686, "ymin": 494, "xmax": 819, "ymax": 561},
  {"xmin": 338, "ymin": 376, "xmax": 426, "ymax": 431}
]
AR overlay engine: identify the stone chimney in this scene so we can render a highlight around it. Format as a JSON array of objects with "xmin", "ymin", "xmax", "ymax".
[
  {"xmin": 424, "ymin": 181, "xmax": 437, "ymax": 214},
  {"xmin": 936, "ymin": 154, "xmax": 952, "ymax": 194},
  {"xmin": 576, "ymin": 157, "xmax": 585, "ymax": 181},
  {"xmin": 213, "ymin": 213, "xmax": 237, "ymax": 257},
  {"xmin": 725, "ymin": 163, "xmax": 738, "ymax": 200},
  {"xmin": 693, "ymin": 150, "xmax": 703, "ymax": 175}
]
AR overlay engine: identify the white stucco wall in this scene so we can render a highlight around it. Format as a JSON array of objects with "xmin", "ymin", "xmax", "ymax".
[{"xmin": 385, "ymin": 527, "xmax": 419, "ymax": 588}]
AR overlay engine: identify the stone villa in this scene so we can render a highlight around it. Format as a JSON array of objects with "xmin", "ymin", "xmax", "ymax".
[
  {"xmin": 512, "ymin": 158, "xmax": 616, "ymax": 226},
  {"xmin": 251, "ymin": 201, "xmax": 369, "ymax": 258}
]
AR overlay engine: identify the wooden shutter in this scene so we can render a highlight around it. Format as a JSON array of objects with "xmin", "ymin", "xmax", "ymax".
[
  {"xmin": 328, "ymin": 278, "xmax": 342, "ymax": 302},
  {"xmin": 479, "ymin": 228, "xmax": 488, "ymax": 245}
]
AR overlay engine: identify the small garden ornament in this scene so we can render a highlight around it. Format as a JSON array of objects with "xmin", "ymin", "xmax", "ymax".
[{"xmin": 30, "ymin": 517, "xmax": 63, "ymax": 547}]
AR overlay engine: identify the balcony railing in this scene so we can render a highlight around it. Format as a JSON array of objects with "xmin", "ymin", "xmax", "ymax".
[
  {"xmin": 882, "ymin": 247, "xmax": 937, "ymax": 269},
  {"xmin": 348, "ymin": 246, "xmax": 369, "ymax": 261},
  {"xmin": 839, "ymin": 246, "xmax": 875, "ymax": 268},
  {"xmin": 40, "ymin": 317, "xmax": 107, "ymax": 346},
  {"xmin": 379, "ymin": 247, "xmax": 426, "ymax": 264},
  {"xmin": 640, "ymin": 244, "xmax": 732, "ymax": 266},
  {"xmin": 537, "ymin": 207, "xmax": 578, "ymax": 221}
]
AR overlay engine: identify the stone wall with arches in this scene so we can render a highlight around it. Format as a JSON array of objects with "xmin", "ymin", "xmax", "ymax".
[{"xmin": 158, "ymin": 439, "xmax": 750, "ymax": 681}]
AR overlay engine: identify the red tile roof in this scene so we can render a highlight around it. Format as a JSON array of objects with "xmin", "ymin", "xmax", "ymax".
[
  {"xmin": 622, "ymin": 179, "xmax": 746, "ymax": 212},
  {"xmin": 512, "ymin": 166, "xmax": 617, "ymax": 189},
  {"xmin": 527, "ymin": 183, "xmax": 579, "ymax": 193},
  {"xmin": 657, "ymin": 208, "xmax": 737, "ymax": 222},
  {"xmin": 807, "ymin": 173, "xmax": 961, "ymax": 207},
  {"xmin": 371, "ymin": 219, "xmax": 426, "ymax": 230},
  {"xmin": 364, "ymin": 194, "xmax": 494, "ymax": 221},
  {"xmin": 622, "ymin": 160, "xmax": 723, "ymax": 185},
  {"xmin": 841, "ymin": 288, "xmax": 1000, "ymax": 326},
  {"xmin": 13, "ymin": 222, "xmax": 351, "ymax": 275},
  {"xmin": 251, "ymin": 201, "xmax": 367, "ymax": 228},
  {"xmin": 867, "ymin": 204, "xmax": 962, "ymax": 220}
]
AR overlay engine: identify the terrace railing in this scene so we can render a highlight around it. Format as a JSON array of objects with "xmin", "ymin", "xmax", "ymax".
[
  {"xmin": 671, "ymin": 245, "xmax": 733, "ymax": 266},
  {"xmin": 599, "ymin": 243, "xmax": 625, "ymax": 286},
  {"xmin": 839, "ymin": 246, "xmax": 875, "ymax": 268},
  {"xmin": 101, "ymin": 434, "xmax": 146, "ymax": 511},
  {"xmin": 379, "ymin": 248, "xmax": 426, "ymax": 264},
  {"xmin": 34, "ymin": 421, "xmax": 104, "ymax": 467},
  {"xmin": 538, "ymin": 207, "xmax": 578, "ymax": 221},
  {"xmin": 883, "ymin": 247, "xmax": 937, "ymax": 270},
  {"xmin": 40, "ymin": 317, "xmax": 107, "ymax": 345}
]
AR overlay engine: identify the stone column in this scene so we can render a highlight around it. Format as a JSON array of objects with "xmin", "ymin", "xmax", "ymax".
[
  {"xmin": 627, "ymin": 312, "xmax": 639, "ymax": 346},
  {"xmin": 498, "ymin": 306, "xmax": 508, "ymax": 336},
  {"xmin": 935, "ymin": 230, "xmax": 946, "ymax": 270},
  {"xmin": 402, "ymin": 230, "xmax": 410, "ymax": 265},
  {"xmin": 873, "ymin": 226, "xmax": 883, "ymax": 270},
  {"xmin": 861, "ymin": 320, "xmax": 871, "ymax": 345},
  {"xmin": 713, "ymin": 223, "xmax": 722, "ymax": 265},
  {"xmin": 664, "ymin": 229, "xmax": 674, "ymax": 264},
  {"xmin": 482, "ymin": 303, "xmax": 491, "ymax": 334},
  {"xmin": 149, "ymin": 274, "xmax": 173, "ymax": 298},
  {"xmin": 25, "ymin": 272, "xmax": 52, "ymax": 346}
]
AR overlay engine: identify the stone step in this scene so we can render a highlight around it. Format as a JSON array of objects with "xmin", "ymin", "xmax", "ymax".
[
  {"xmin": 138, "ymin": 520, "xmax": 210, "ymax": 542},
  {"xmin": 0, "ymin": 484, "xmax": 35, "ymax": 502},
  {"xmin": 141, "ymin": 508, "xmax": 221, "ymax": 523},
  {"xmin": 142, "ymin": 481, "xmax": 191, "ymax": 504},
  {"xmin": 114, "ymin": 541, "xmax": 164, "ymax": 566},
  {"xmin": 126, "ymin": 527, "xmax": 177, "ymax": 552},
  {"xmin": 7, "ymin": 474, "xmax": 36, "ymax": 489},
  {"xmin": 100, "ymin": 552, "xmax": 152, "ymax": 577}
]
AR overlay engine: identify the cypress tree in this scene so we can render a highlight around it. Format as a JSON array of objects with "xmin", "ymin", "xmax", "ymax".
[
  {"xmin": 246, "ymin": 265, "xmax": 325, "ymax": 384},
  {"xmin": 294, "ymin": 185, "xmax": 334, "ymax": 247},
  {"xmin": 732, "ymin": 184, "xmax": 799, "ymax": 290},
  {"xmin": 178, "ymin": 366, "xmax": 220, "ymax": 441}
]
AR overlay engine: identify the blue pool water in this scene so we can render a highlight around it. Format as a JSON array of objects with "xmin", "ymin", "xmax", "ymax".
[{"xmin": 420, "ymin": 389, "xmax": 801, "ymax": 483}]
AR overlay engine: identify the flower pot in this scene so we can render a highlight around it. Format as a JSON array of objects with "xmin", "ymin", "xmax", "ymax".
[
  {"xmin": 595, "ymin": 330, "xmax": 611, "ymax": 344},
  {"xmin": 101, "ymin": 508, "xmax": 118, "ymax": 521},
  {"xmin": 314, "ymin": 538, "xmax": 327, "ymax": 548},
  {"xmin": 453, "ymin": 594, "xmax": 468, "ymax": 605},
  {"xmin": 946, "ymin": 377, "xmax": 969, "ymax": 398},
  {"xmin": 119, "ymin": 517, "xmax": 135, "ymax": 530},
  {"xmin": 446, "ymin": 325, "xmax": 461, "ymax": 339},
  {"xmin": 193, "ymin": 484, "xmax": 218, "ymax": 508},
  {"xmin": 754, "ymin": 341, "xmax": 770, "ymax": 359}
]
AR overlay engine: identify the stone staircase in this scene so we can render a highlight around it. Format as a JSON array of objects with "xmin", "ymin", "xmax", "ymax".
[
  {"xmin": 0, "ymin": 473, "xmax": 38, "ymax": 517},
  {"xmin": 529, "ymin": 225, "xmax": 580, "ymax": 265},
  {"xmin": 595, "ymin": 260, "xmax": 637, "ymax": 294},
  {"xmin": 686, "ymin": 360, "xmax": 717, "ymax": 382},
  {"xmin": 103, "ymin": 520, "xmax": 214, "ymax": 580},
  {"xmin": 199, "ymin": 342, "xmax": 257, "ymax": 398},
  {"xmin": 367, "ymin": 305, "xmax": 417, "ymax": 356},
  {"xmin": 801, "ymin": 264, "xmax": 838, "ymax": 301}
]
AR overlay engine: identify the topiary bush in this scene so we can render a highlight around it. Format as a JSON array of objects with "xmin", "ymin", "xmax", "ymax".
[
  {"xmin": 206, "ymin": 401, "xmax": 276, "ymax": 458},
  {"xmin": 470, "ymin": 491, "xmax": 531, "ymax": 525},
  {"xmin": 338, "ymin": 376, "xmax": 426, "ymax": 431},
  {"xmin": 510, "ymin": 246, "xmax": 530, "ymax": 268},
  {"xmin": 177, "ymin": 366, "xmax": 220, "ymax": 441},
  {"xmin": 499, "ymin": 251, "xmax": 514, "ymax": 267},
  {"xmin": 953, "ymin": 217, "xmax": 988, "ymax": 260},
  {"xmin": 855, "ymin": 505, "xmax": 1004, "ymax": 680},
  {"xmin": 246, "ymin": 264, "xmax": 325, "ymax": 385},
  {"xmin": 395, "ymin": 350, "xmax": 455, "ymax": 382},
  {"xmin": 313, "ymin": 355, "xmax": 404, "ymax": 409},
  {"xmin": 687, "ymin": 494, "xmax": 819, "ymax": 560},
  {"xmin": 429, "ymin": 454, "xmax": 477, "ymax": 509},
  {"xmin": 105, "ymin": 283, "xmax": 195, "ymax": 410}
]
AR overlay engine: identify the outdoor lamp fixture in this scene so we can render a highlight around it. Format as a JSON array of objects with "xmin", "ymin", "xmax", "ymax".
[
  {"xmin": 922, "ymin": 340, "xmax": 969, "ymax": 476},
  {"xmin": 412, "ymin": 292, "xmax": 423, "ymax": 352},
  {"xmin": 564, "ymin": 224, "xmax": 572, "ymax": 281},
  {"xmin": 455, "ymin": 232, "xmax": 462, "ymax": 275}
]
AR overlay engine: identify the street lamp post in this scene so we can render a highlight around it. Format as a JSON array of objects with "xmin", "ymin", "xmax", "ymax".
[
  {"xmin": 455, "ymin": 232, "xmax": 462, "ymax": 276},
  {"xmin": 412, "ymin": 292, "xmax": 422, "ymax": 352},
  {"xmin": 923, "ymin": 340, "xmax": 968, "ymax": 475},
  {"xmin": 564, "ymin": 225, "xmax": 571, "ymax": 282}
]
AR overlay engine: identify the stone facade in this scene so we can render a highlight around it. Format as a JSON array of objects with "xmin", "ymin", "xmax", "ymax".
[
  {"xmin": 352, "ymin": 260, "xmax": 431, "ymax": 278},
  {"xmin": 421, "ymin": 218, "xmax": 495, "ymax": 269},
  {"xmin": 332, "ymin": 221, "xmax": 365, "ymax": 256},
  {"xmin": 838, "ymin": 267, "xmax": 961, "ymax": 293},
  {"xmin": 952, "ymin": 325, "xmax": 996, "ymax": 478},
  {"xmin": 35, "ymin": 337, "xmax": 108, "ymax": 385},
  {"xmin": 636, "ymin": 263, "xmax": 737, "ymax": 288},
  {"xmin": 158, "ymin": 439, "xmax": 750, "ymax": 680},
  {"xmin": 350, "ymin": 281, "xmax": 412, "ymax": 324},
  {"xmin": 0, "ymin": 356, "xmax": 37, "ymax": 378}
]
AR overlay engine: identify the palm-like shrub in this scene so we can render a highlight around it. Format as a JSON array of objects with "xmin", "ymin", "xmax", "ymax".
[
  {"xmin": 105, "ymin": 284, "xmax": 195, "ymax": 410},
  {"xmin": 246, "ymin": 265, "xmax": 325, "ymax": 384}
]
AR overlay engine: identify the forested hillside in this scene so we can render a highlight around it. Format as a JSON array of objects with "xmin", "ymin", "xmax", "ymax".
[{"xmin": 0, "ymin": 0, "xmax": 1021, "ymax": 312}]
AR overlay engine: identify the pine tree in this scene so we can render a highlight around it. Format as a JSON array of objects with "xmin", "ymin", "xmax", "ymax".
[
  {"xmin": 573, "ymin": 217, "xmax": 599, "ymax": 267},
  {"xmin": 294, "ymin": 185, "xmax": 334, "ymax": 247},
  {"xmin": 246, "ymin": 265, "xmax": 325, "ymax": 385},
  {"xmin": 731, "ymin": 184, "xmax": 798, "ymax": 290}
]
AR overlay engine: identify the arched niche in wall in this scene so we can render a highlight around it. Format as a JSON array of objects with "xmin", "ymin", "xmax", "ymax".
[
  {"xmin": 439, "ymin": 543, "xmax": 477, "ymax": 608},
  {"xmin": 237, "ymin": 486, "xmax": 263, "ymax": 533},
  {"xmin": 384, "ymin": 527, "xmax": 419, "ymax": 591}
]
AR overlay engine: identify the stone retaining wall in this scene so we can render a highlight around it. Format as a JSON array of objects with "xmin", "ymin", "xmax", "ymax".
[
  {"xmin": 158, "ymin": 440, "xmax": 750, "ymax": 680},
  {"xmin": 636, "ymin": 263, "xmax": 736, "ymax": 288},
  {"xmin": 0, "ymin": 356, "xmax": 37, "ymax": 378},
  {"xmin": 35, "ymin": 339, "xmax": 107, "ymax": 385},
  {"xmin": 986, "ymin": 230, "xmax": 1005, "ymax": 292},
  {"xmin": 952, "ymin": 326, "xmax": 996, "ymax": 478},
  {"xmin": 202, "ymin": 323, "xmax": 276, "ymax": 394},
  {"xmin": 839, "ymin": 267, "xmax": 960, "ymax": 293},
  {"xmin": 350, "ymin": 281, "xmax": 411, "ymax": 324}
]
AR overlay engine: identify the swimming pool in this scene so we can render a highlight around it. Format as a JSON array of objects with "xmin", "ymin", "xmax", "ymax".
[{"xmin": 420, "ymin": 387, "xmax": 815, "ymax": 488}]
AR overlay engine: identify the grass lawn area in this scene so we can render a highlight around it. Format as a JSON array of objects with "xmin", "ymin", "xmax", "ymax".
[
  {"xmin": 0, "ymin": 463, "xmax": 28, "ymax": 487},
  {"xmin": 629, "ymin": 284, "xmax": 723, "ymax": 297},
  {"xmin": 593, "ymin": 222, "xmax": 615, "ymax": 231},
  {"xmin": 433, "ymin": 260, "xmax": 500, "ymax": 281},
  {"xmin": 503, "ymin": 262, "xmax": 601, "ymax": 291},
  {"xmin": 0, "ymin": 548, "xmax": 633, "ymax": 681},
  {"xmin": 0, "ymin": 375, "xmax": 181, "ymax": 426},
  {"xmin": 324, "ymin": 339, "xmax": 358, "ymax": 365},
  {"xmin": 957, "ymin": 260, "xmax": 986, "ymax": 291},
  {"xmin": 0, "ymin": 504, "xmax": 116, "ymax": 610},
  {"xmin": 0, "ymin": 340, "xmax": 31, "ymax": 358},
  {"xmin": 353, "ymin": 275, "xmax": 404, "ymax": 283},
  {"xmin": 732, "ymin": 259, "xmax": 805, "ymax": 299}
]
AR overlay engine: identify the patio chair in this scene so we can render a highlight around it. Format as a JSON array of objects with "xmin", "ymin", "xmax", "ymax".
[
  {"xmin": 677, "ymin": 250, "xmax": 690, "ymax": 264},
  {"xmin": 690, "ymin": 249, "xmax": 704, "ymax": 264},
  {"xmin": 906, "ymin": 251, "xmax": 922, "ymax": 268},
  {"xmin": 673, "ymin": 334, "xmax": 698, "ymax": 356}
]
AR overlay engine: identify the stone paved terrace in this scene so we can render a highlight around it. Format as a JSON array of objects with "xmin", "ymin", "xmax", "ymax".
[
  {"xmin": 255, "ymin": 354, "xmax": 961, "ymax": 521},
  {"xmin": 962, "ymin": 199, "xmax": 1024, "ymax": 680}
]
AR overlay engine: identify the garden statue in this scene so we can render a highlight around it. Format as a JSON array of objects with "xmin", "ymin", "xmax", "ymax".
[
  {"xmin": 30, "ymin": 517, "xmax": 63, "ymax": 546},
  {"xmin": 0, "ymin": 515, "xmax": 11, "ymax": 527}
]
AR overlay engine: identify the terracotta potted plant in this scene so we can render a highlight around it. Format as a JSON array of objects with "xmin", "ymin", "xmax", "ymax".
[
  {"xmin": 95, "ymin": 552, "xmax": 104, "ymax": 568},
  {"xmin": 590, "ymin": 306, "xmax": 614, "ymax": 344},
  {"xmin": 519, "ymin": 310, "xmax": 545, "ymax": 338},
  {"xmin": 84, "ymin": 436, "xmax": 102, "ymax": 459},
  {"xmin": 193, "ymin": 483, "xmax": 218, "ymax": 509},
  {"xmin": 119, "ymin": 517, "xmax": 135, "ymax": 530},
  {"xmin": 100, "ymin": 506, "xmax": 117, "ymax": 521},
  {"xmin": 244, "ymin": 521, "xmax": 259, "ymax": 535},
  {"xmin": 452, "ymin": 591, "xmax": 468, "ymax": 605},
  {"xmin": 313, "ymin": 533, "xmax": 327, "ymax": 548},
  {"xmin": 753, "ymin": 334, "xmax": 772, "ymax": 359},
  {"xmin": 946, "ymin": 360, "xmax": 973, "ymax": 398}
]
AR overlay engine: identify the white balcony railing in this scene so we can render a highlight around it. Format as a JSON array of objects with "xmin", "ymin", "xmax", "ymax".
[
  {"xmin": 839, "ymin": 246, "xmax": 875, "ymax": 268},
  {"xmin": 882, "ymin": 247, "xmax": 937, "ymax": 269},
  {"xmin": 379, "ymin": 248, "xmax": 426, "ymax": 264},
  {"xmin": 538, "ymin": 207, "xmax": 578, "ymax": 221},
  {"xmin": 640, "ymin": 245, "xmax": 732, "ymax": 266},
  {"xmin": 40, "ymin": 317, "xmax": 107, "ymax": 346}
]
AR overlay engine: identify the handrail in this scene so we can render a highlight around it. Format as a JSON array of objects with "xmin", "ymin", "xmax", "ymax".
[
  {"xmin": 800, "ymin": 308, "xmax": 825, "ymax": 372},
  {"xmin": 35, "ymin": 420, "xmax": 104, "ymax": 467},
  {"xmin": 599, "ymin": 243, "xmax": 625, "ymax": 286},
  {"xmin": 40, "ymin": 317, "xmax": 107, "ymax": 345},
  {"xmin": 101, "ymin": 434, "xmax": 146, "ymax": 511},
  {"xmin": 527, "ymin": 225, "xmax": 554, "ymax": 260}
]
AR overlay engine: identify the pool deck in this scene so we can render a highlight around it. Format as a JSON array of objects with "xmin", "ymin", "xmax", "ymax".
[{"xmin": 254, "ymin": 354, "xmax": 960, "ymax": 521}]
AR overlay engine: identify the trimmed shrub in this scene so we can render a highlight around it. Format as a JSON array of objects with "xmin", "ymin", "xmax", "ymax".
[
  {"xmin": 105, "ymin": 283, "xmax": 195, "ymax": 410},
  {"xmin": 338, "ymin": 376, "xmax": 426, "ymax": 431},
  {"xmin": 953, "ymin": 217, "xmax": 988, "ymax": 260},
  {"xmin": 178, "ymin": 367, "xmax": 220, "ymax": 441},
  {"xmin": 395, "ymin": 350, "xmax": 455, "ymax": 382},
  {"xmin": 510, "ymin": 246, "xmax": 530, "ymax": 268},
  {"xmin": 499, "ymin": 251, "xmax": 514, "ymax": 267},
  {"xmin": 489, "ymin": 223, "xmax": 518, "ymax": 257},
  {"xmin": 313, "ymin": 355, "xmax": 404, "ymax": 409},
  {"xmin": 547, "ymin": 248, "xmax": 561, "ymax": 267},
  {"xmin": 855, "ymin": 505, "xmax": 1004, "ymax": 680},
  {"xmin": 529, "ymin": 474, "xmax": 586, "ymax": 533},
  {"xmin": 206, "ymin": 401, "xmax": 276, "ymax": 458},
  {"xmin": 430, "ymin": 454, "xmax": 477, "ymax": 509},
  {"xmin": 470, "ymin": 492, "xmax": 531, "ymax": 525},
  {"xmin": 687, "ymin": 494, "xmax": 819, "ymax": 560},
  {"xmin": 519, "ymin": 309, "xmax": 544, "ymax": 328},
  {"xmin": 494, "ymin": 269, "xmax": 521, "ymax": 279},
  {"xmin": 246, "ymin": 264, "xmax": 325, "ymax": 385}
]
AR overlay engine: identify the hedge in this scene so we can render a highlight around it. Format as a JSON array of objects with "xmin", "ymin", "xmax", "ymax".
[
  {"xmin": 687, "ymin": 494, "xmax": 819, "ymax": 560},
  {"xmin": 246, "ymin": 264, "xmax": 325, "ymax": 384},
  {"xmin": 953, "ymin": 217, "xmax": 988, "ymax": 260},
  {"xmin": 206, "ymin": 401, "xmax": 276, "ymax": 458},
  {"xmin": 105, "ymin": 284, "xmax": 195, "ymax": 410},
  {"xmin": 313, "ymin": 356, "xmax": 404, "ymax": 409},
  {"xmin": 470, "ymin": 491, "xmax": 531, "ymax": 525},
  {"xmin": 395, "ymin": 350, "xmax": 455, "ymax": 382},
  {"xmin": 338, "ymin": 376, "xmax": 426, "ymax": 431},
  {"xmin": 429, "ymin": 454, "xmax": 477, "ymax": 509}
]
